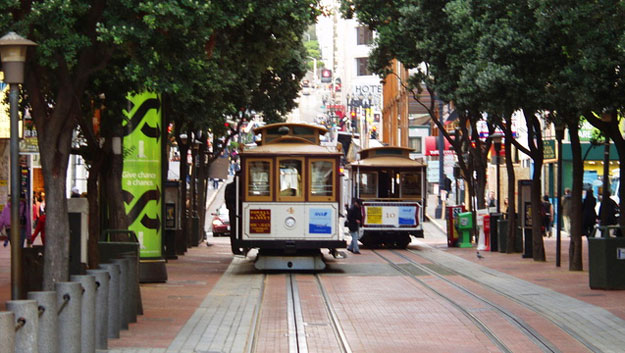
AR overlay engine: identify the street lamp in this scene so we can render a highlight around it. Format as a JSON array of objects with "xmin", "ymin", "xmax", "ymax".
[
  {"xmin": 555, "ymin": 122, "xmax": 565, "ymax": 267},
  {"xmin": 489, "ymin": 132, "xmax": 504, "ymax": 213},
  {"xmin": 0, "ymin": 31, "xmax": 37, "ymax": 299}
]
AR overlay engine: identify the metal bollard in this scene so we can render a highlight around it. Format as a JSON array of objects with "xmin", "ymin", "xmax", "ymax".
[
  {"xmin": 99, "ymin": 263, "xmax": 120, "ymax": 339},
  {"xmin": 0, "ymin": 311, "xmax": 16, "ymax": 353},
  {"xmin": 27, "ymin": 291, "xmax": 58, "ymax": 353},
  {"xmin": 55, "ymin": 282, "xmax": 82, "ymax": 353},
  {"xmin": 6, "ymin": 300, "xmax": 38, "ymax": 353},
  {"xmin": 112, "ymin": 258, "xmax": 130, "ymax": 330},
  {"xmin": 71, "ymin": 275, "xmax": 96, "ymax": 353},
  {"xmin": 121, "ymin": 254, "xmax": 138, "ymax": 323},
  {"xmin": 86, "ymin": 269, "xmax": 109, "ymax": 350}
]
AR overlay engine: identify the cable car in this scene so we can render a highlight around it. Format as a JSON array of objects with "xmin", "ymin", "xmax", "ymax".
[
  {"xmin": 347, "ymin": 146, "xmax": 426, "ymax": 248},
  {"xmin": 229, "ymin": 123, "xmax": 346, "ymax": 270}
]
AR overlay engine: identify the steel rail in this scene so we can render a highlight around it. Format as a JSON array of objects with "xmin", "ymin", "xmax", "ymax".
[
  {"xmin": 314, "ymin": 274, "xmax": 352, "ymax": 353},
  {"xmin": 372, "ymin": 249, "xmax": 514, "ymax": 353},
  {"xmin": 394, "ymin": 249, "xmax": 559, "ymax": 353},
  {"xmin": 406, "ymin": 247, "xmax": 602, "ymax": 353}
]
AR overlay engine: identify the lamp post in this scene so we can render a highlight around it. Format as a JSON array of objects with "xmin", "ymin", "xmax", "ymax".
[
  {"xmin": 555, "ymin": 122, "xmax": 565, "ymax": 267},
  {"xmin": 490, "ymin": 132, "xmax": 504, "ymax": 213},
  {"xmin": 0, "ymin": 32, "xmax": 37, "ymax": 299}
]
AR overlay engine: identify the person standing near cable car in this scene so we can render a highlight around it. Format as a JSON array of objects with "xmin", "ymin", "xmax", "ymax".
[{"xmin": 346, "ymin": 198, "xmax": 362, "ymax": 254}]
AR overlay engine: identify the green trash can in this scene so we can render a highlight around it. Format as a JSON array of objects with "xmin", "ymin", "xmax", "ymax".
[
  {"xmin": 457, "ymin": 212, "xmax": 474, "ymax": 248},
  {"xmin": 588, "ymin": 226, "xmax": 625, "ymax": 290}
]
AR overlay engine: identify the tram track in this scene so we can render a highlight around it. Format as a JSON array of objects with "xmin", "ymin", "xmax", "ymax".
[
  {"xmin": 372, "ymin": 249, "xmax": 560, "ymax": 353},
  {"xmin": 403, "ymin": 248, "xmax": 602, "ymax": 353},
  {"xmin": 250, "ymin": 273, "xmax": 351, "ymax": 353}
]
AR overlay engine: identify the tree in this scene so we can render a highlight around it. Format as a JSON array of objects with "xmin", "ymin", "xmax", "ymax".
[{"xmin": 1, "ymin": 0, "xmax": 321, "ymax": 289}]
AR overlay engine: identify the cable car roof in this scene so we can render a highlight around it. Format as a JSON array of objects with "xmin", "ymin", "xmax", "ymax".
[
  {"xmin": 241, "ymin": 142, "xmax": 341, "ymax": 155},
  {"xmin": 252, "ymin": 122, "xmax": 328, "ymax": 135},
  {"xmin": 349, "ymin": 146, "xmax": 425, "ymax": 168}
]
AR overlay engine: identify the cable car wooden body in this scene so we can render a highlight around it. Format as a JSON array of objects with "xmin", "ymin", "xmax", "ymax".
[
  {"xmin": 347, "ymin": 146, "xmax": 426, "ymax": 248},
  {"xmin": 231, "ymin": 123, "xmax": 346, "ymax": 270}
]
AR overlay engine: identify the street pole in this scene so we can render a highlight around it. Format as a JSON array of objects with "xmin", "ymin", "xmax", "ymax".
[
  {"xmin": 9, "ymin": 83, "xmax": 21, "ymax": 299},
  {"xmin": 555, "ymin": 123, "xmax": 564, "ymax": 267},
  {"xmin": 0, "ymin": 32, "xmax": 37, "ymax": 299},
  {"xmin": 602, "ymin": 136, "xmax": 610, "ymax": 227},
  {"xmin": 435, "ymin": 99, "xmax": 444, "ymax": 219}
]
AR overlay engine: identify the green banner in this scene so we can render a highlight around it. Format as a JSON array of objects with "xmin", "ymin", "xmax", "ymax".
[{"xmin": 122, "ymin": 92, "xmax": 162, "ymax": 258}]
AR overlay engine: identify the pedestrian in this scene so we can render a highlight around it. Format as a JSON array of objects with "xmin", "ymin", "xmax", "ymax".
[
  {"xmin": 487, "ymin": 191, "xmax": 496, "ymax": 208},
  {"xmin": 346, "ymin": 198, "xmax": 362, "ymax": 254},
  {"xmin": 561, "ymin": 188, "xmax": 572, "ymax": 234},
  {"xmin": 541, "ymin": 195, "xmax": 554, "ymax": 237},
  {"xmin": 28, "ymin": 207, "xmax": 46, "ymax": 246},
  {"xmin": 0, "ymin": 195, "xmax": 31, "ymax": 248},
  {"xmin": 71, "ymin": 187, "xmax": 80, "ymax": 198},
  {"xmin": 225, "ymin": 171, "xmax": 241, "ymax": 254},
  {"xmin": 582, "ymin": 189, "xmax": 597, "ymax": 237},
  {"xmin": 503, "ymin": 198, "xmax": 509, "ymax": 219},
  {"xmin": 599, "ymin": 193, "xmax": 618, "ymax": 236}
]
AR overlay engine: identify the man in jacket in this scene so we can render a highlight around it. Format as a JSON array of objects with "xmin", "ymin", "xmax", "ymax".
[{"xmin": 346, "ymin": 198, "xmax": 362, "ymax": 254}]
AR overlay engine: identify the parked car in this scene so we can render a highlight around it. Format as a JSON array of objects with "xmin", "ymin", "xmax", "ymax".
[{"xmin": 211, "ymin": 205, "xmax": 230, "ymax": 237}]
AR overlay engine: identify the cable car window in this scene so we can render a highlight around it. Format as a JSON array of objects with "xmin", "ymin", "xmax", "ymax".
[
  {"xmin": 278, "ymin": 159, "xmax": 303, "ymax": 200},
  {"xmin": 401, "ymin": 172, "xmax": 421, "ymax": 198},
  {"xmin": 359, "ymin": 172, "xmax": 377, "ymax": 197},
  {"xmin": 247, "ymin": 160, "xmax": 272, "ymax": 200},
  {"xmin": 310, "ymin": 160, "xmax": 334, "ymax": 200}
]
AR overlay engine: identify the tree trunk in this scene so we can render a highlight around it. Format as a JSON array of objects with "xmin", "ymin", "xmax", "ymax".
[
  {"xmin": 504, "ymin": 126, "xmax": 517, "ymax": 253},
  {"xmin": 530, "ymin": 162, "xmax": 546, "ymax": 261},
  {"xmin": 40, "ymin": 127, "xmax": 73, "ymax": 290},
  {"xmin": 568, "ymin": 123, "xmax": 584, "ymax": 270},
  {"xmin": 524, "ymin": 110, "xmax": 545, "ymax": 261},
  {"xmin": 86, "ymin": 153, "xmax": 103, "ymax": 269},
  {"xmin": 177, "ymin": 136, "xmax": 190, "ymax": 248},
  {"xmin": 104, "ymin": 140, "xmax": 129, "ymax": 233}
]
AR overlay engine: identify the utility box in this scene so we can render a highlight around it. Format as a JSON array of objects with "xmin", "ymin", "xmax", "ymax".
[
  {"xmin": 588, "ymin": 234, "xmax": 625, "ymax": 290},
  {"xmin": 457, "ymin": 212, "xmax": 473, "ymax": 248},
  {"xmin": 68, "ymin": 197, "xmax": 88, "ymax": 274},
  {"xmin": 446, "ymin": 205, "xmax": 465, "ymax": 247}
]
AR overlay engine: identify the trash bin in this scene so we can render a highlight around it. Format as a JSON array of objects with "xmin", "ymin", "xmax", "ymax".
[
  {"xmin": 489, "ymin": 213, "xmax": 501, "ymax": 252},
  {"xmin": 497, "ymin": 218, "xmax": 508, "ymax": 252},
  {"xmin": 457, "ymin": 212, "xmax": 473, "ymax": 248},
  {"xmin": 588, "ymin": 226, "xmax": 625, "ymax": 289},
  {"xmin": 446, "ymin": 205, "xmax": 465, "ymax": 247}
]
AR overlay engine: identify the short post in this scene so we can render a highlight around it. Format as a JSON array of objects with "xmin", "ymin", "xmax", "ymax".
[
  {"xmin": 99, "ymin": 263, "xmax": 120, "ymax": 338},
  {"xmin": 86, "ymin": 269, "xmax": 109, "ymax": 350},
  {"xmin": 6, "ymin": 300, "xmax": 38, "ymax": 353},
  {"xmin": 27, "ymin": 291, "xmax": 58, "ymax": 353},
  {"xmin": 112, "ymin": 258, "xmax": 130, "ymax": 330},
  {"xmin": 0, "ymin": 311, "xmax": 16, "ymax": 353},
  {"xmin": 71, "ymin": 275, "xmax": 96, "ymax": 353},
  {"xmin": 55, "ymin": 282, "xmax": 82, "ymax": 353},
  {"xmin": 121, "ymin": 254, "xmax": 139, "ymax": 322}
]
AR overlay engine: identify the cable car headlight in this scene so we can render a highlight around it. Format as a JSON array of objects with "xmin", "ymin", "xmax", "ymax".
[{"xmin": 285, "ymin": 216, "xmax": 296, "ymax": 229}]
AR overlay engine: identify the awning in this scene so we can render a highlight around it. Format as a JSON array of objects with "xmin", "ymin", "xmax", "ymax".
[{"xmin": 424, "ymin": 136, "xmax": 453, "ymax": 156}]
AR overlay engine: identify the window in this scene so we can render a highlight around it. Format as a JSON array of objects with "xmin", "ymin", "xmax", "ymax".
[
  {"xmin": 278, "ymin": 158, "xmax": 304, "ymax": 201},
  {"xmin": 409, "ymin": 136, "xmax": 422, "ymax": 153},
  {"xmin": 247, "ymin": 159, "xmax": 272, "ymax": 201},
  {"xmin": 358, "ymin": 172, "xmax": 377, "ymax": 197},
  {"xmin": 357, "ymin": 58, "xmax": 372, "ymax": 76},
  {"xmin": 310, "ymin": 159, "xmax": 335, "ymax": 201},
  {"xmin": 400, "ymin": 173, "xmax": 422, "ymax": 199},
  {"xmin": 357, "ymin": 26, "xmax": 373, "ymax": 45}
]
